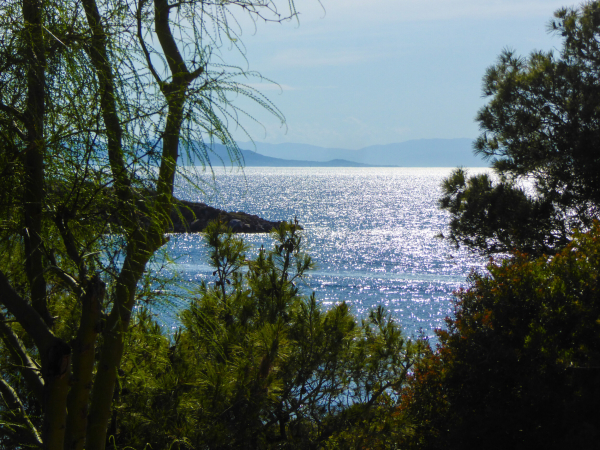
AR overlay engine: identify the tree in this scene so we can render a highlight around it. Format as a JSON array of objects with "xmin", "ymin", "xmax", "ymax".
[
  {"xmin": 0, "ymin": 1, "xmax": 292, "ymax": 449},
  {"xmin": 440, "ymin": 2, "xmax": 600, "ymax": 255},
  {"xmin": 109, "ymin": 221, "xmax": 425, "ymax": 449},
  {"xmin": 399, "ymin": 224, "xmax": 600, "ymax": 449}
]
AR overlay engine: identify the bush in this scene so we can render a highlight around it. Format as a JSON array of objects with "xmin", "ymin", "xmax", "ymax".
[
  {"xmin": 401, "ymin": 224, "xmax": 600, "ymax": 450},
  {"xmin": 112, "ymin": 221, "xmax": 426, "ymax": 449}
]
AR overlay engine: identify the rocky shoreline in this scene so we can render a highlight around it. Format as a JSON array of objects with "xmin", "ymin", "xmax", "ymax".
[{"xmin": 169, "ymin": 199, "xmax": 282, "ymax": 233}]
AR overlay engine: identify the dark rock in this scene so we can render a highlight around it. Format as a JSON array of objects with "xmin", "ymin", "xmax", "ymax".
[
  {"xmin": 228, "ymin": 219, "xmax": 244, "ymax": 231},
  {"xmin": 169, "ymin": 199, "xmax": 283, "ymax": 234}
]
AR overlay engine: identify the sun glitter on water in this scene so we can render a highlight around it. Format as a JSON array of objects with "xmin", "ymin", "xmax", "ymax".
[{"xmin": 161, "ymin": 167, "xmax": 490, "ymax": 340}]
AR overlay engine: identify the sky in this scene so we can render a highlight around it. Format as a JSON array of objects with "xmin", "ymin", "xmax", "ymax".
[{"xmin": 218, "ymin": 0, "xmax": 572, "ymax": 149}]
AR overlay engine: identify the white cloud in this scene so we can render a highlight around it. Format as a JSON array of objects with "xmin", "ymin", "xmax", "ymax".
[
  {"xmin": 224, "ymin": 0, "xmax": 571, "ymax": 148},
  {"xmin": 298, "ymin": 0, "xmax": 570, "ymax": 24},
  {"xmin": 245, "ymin": 82, "xmax": 298, "ymax": 91},
  {"xmin": 269, "ymin": 47, "xmax": 380, "ymax": 68}
]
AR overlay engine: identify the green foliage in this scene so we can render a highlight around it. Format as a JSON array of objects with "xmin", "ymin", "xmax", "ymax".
[
  {"xmin": 401, "ymin": 223, "xmax": 600, "ymax": 449},
  {"xmin": 432, "ymin": 5, "xmax": 600, "ymax": 444},
  {"xmin": 0, "ymin": 0, "xmax": 301, "ymax": 448},
  {"xmin": 440, "ymin": 168, "xmax": 563, "ymax": 254},
  {"xmin": 440, "ymin": 2, "xmax": 600, "ymax": 255},
  {"xmin": 112, "ymin": 221, "xmax": 426, "ymax": 449}
]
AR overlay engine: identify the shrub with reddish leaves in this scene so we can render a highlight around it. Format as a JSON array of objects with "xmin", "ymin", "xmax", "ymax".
[{"xmin": 399, "ymin": 224, "xmax": 600, "ymax": 450}]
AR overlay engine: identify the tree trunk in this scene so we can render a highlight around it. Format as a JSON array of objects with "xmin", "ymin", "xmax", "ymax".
[
  {"xmin": 85, "ymin": 236, "xmax": 154, "ymax": 450},
  {"xmin": 64, "ymin": 276, "xmax": 106, "ymax": 450}
]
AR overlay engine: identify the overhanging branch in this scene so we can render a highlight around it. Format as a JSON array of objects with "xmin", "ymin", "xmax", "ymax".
[
  {"xmin": 0, "ymin": 269, "xmax": 57, "ymax": 353},
  {"xmin": 0, "ymin": 311, "xmax": 45, "ymax": 403},
  {"xmin": 0, "ymin": 376, "xmax": 43, "ymax": 448}
]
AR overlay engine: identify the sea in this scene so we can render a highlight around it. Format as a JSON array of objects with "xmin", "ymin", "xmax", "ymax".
[{"xmin": 157, "ymin": 167, "xmax": 490, "ymax": 340}]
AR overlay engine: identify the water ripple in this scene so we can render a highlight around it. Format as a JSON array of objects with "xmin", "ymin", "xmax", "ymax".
[{"xmin": 170, "ymin": 167, "xmax": 489, "ymax": 339}]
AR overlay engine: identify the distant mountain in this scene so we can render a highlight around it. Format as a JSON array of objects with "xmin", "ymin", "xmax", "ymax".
[
  {"xmin": 237, "ymin": 138, "xmax": 488, "ymax": 167},
  {"xmin": 179, "ymin": 144, "xmax": 379, "ymax": 167}
]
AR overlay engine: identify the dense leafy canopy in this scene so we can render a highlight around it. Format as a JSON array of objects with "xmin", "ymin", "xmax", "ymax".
[
  {"xmin": 416, "ymin": 5, "xmax": 600, "ymax": 447},
  {"xmin": 401, "ymin": 223, "xmax": 600, "ymax": 449},
  {"xmin": 440, "ymin": 2, "xmax": 600, "ymax": 255}
]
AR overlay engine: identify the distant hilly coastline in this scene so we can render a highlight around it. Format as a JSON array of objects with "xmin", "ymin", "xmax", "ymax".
[
  {"xmin": 181, "ymin": 145, "xmax": 384, "ymax": 167},
  {"xmin": 238, "ymin": 138, "xmax": 488, "ymax": 167},
  {"xmin": 180, "ymin": 138, "xmax": 488, "ymax": 167},
  {"xmin": 222, "ymin": 149, "xmax": 381, "ymax": 167}
]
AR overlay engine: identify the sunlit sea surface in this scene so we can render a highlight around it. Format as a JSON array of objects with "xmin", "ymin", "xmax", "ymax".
[{"xmin": 160, "ymin": 167, "xmax": 490, "ymax": 340}]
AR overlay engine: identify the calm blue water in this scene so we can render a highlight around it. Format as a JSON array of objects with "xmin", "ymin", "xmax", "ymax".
[{"xmin": 161, "ymin": 167, "xmax": 489, "ymax": 339}]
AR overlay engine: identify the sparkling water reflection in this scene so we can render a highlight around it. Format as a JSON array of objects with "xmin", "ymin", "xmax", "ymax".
[{"xmin": 166, "ymin": 167, "xmax": 489, "ymax": 339}]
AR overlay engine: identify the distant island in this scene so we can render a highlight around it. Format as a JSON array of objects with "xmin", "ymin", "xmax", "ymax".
[{"xmin": 178, "ymin": 138, "xmax": 488, "ymax": 168}]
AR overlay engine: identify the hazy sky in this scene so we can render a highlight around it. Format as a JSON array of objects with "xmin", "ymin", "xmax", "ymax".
[{"xmin": 221, "ymin": 0, "xmax": 570, "ymax": 149}]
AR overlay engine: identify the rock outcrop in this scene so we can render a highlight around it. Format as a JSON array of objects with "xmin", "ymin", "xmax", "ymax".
[{"xmin": 169, "ymin": 199, "xmax": 282, "ymax": 233}]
